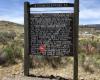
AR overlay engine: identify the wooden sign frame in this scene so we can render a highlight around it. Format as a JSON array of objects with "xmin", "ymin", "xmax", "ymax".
[{"xmin": 24, "ymin": 0, "xmax": 79, "ymax": 80}]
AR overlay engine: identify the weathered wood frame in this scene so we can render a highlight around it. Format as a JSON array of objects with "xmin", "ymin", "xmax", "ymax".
[
  {"xmin": 24, "ymin": 2, "xmax": 30, "ymax": 76},
  {"xmin": 24, "ymin": 0, "xmax": 79, "ymax": 80},
  {"xmin": 73, "ymin": 0, "xmax": 79, "ymax": 80}
]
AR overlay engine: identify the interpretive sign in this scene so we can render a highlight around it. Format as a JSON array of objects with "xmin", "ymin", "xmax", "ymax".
[
  {"xmin": 24, "ymin": 1, "xmax": 79, "ymax": 80},
  {"xmin": 30, "ymin": 13, "xmax": 73, "ymax": 56}
]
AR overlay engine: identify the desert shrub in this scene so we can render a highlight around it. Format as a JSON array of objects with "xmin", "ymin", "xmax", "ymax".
[
  {"xmin": 29, "ymin": 55, "xmax": 45, "ymax": 68},
  {"xmin": 19, "ymin": 39, "xmax": 24, "ymax": 47},
  {"xmin": 19, "ymin": 33, "xmax": 24, "ymax": 39},
  {"xmin": 79, "ymin": 40, "xmax": 88, "ymax": 53},
  {"xmin": 0, "ymin": 49, "xmax": 7, "ymax": 65},
  {"xmin": 44, "ymin": 56, "xmax": 62, "ymax": 69},
  {"xmin": 92, "ymin": 54, "xmax": 100, "ymax": 69},
  {"xmin": 94, "ymin": 59, "xmax": 100, "ymax": 69},
  {"xmin": 79, "ymin": 52, "xmax": 100, "ymax": 73},
  {"xmin": 0, "ymin": 32, "xmax": 8, "ymax": 45},
  {"xmin": 79, "ymin": 40, "xmax": 98, "ymax": 55},
  {"xmin": 0, "ymin": 32, "xmax": 16, "ymax": 46},
  {"xmin": 79, "ymin": 53, "xmax": 85, "ymax": 66},
  {"xmin": 3, "ymin": 47, "xmax": 16, "ymax": 64},
  {"xmin": 30, "ymin": 55, "xmax": 72, "ymax": 69},
  {"xmin": 79, "ymin": 39, "xmax": 100, "ymax": 72},
  {"xmin": 79, "ymin": 53, "xmax": 95, "ymax": 73},
  {"xmin": 8, "ymin": 31, "xmax": 16, "ymax": 40},
  {"xmin": 1, "ymin": 41, "xmax": 22, "ymax": 64},
  {"xmin": 83, "ymin": 64, "xmax": 94, "ymax": 73},
  {"xmin": 89, "ymin": 40, "xmax": 97, "ymax": 48}
]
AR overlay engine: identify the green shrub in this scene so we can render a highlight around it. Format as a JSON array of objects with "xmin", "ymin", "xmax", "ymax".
[
  {"xmin": 3, "ymin": 47, "xmax": 16, "ymax": 64},
  {"xmin": 79, "ymin": 52, "xmax": 95, "ymax": 73},
  {"xmin": 90, "ymin": 40, "xmax": 97, "ymax": 48},
  {"xmin": 2, "ymin": 41, "xmax": 22, "ymax": 64},
  {"xmin": 79, "ymin": 53, "xmax": 85, "ymax": 66},
  {"xmin": 92, "ymin": 54, "xmax": 100, "ymax": 69},
  {"xmin": 0, "ymin": 32, "xmax": 8, "ymax": 45},
  {"xmin": 29, "ymin": 55, "xmax": 47, "ymax": 68},
  {"xmin": 0, "ymin": 32, "xmax": 16, "ymax": 46}
]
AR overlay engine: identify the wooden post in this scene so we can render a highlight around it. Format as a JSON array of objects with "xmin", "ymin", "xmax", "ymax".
[
  {"xmin": 73, "ymin": 0, "xmax": 79, "ymax": 80},
  {"xmin": 24, "ymin": 2, "xmax": 30, "ymax": 76}
]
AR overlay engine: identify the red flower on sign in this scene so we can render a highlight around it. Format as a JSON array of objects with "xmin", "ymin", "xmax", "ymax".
[{"xmin": 39, "ymin": 44, "xmax": 46, "ymax": 54}]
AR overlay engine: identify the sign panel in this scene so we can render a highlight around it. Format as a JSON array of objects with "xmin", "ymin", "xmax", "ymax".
[
  {"xmin": 24, "ymin": 1, "xmax": 79, "ymax": 79},
  {"xmin": 29, "ymin": 13, "xmax": 73, "ymax": 56}
]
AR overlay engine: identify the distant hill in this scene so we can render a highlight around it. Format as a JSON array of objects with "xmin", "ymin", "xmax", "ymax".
[
  {"xmin": 0, "ymin": 21, "xmax": 24, "ymax": 33},
  {"xmin": 0, "ymin": 20, "xmax": 100, "ymax": 32},
  {"xmin": 0, "ymin": 21, "xmax": 23, "ymax": 27},
  {"xmin": 80, "ymin": 24, "xmax": 100, "ymax": 30}
]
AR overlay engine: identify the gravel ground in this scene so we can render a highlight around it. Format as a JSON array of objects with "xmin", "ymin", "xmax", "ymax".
[
  {"xmin": 0, "ymin": 63, "xmax": 72, "ymax": 80},
  {"xmin": 0, "ymin": 63, "xmax": 100, "ymax": 80},
  {"xmin": 2, "ymin": 72, "xmax": 71, "ymax": 80},
  {"xmin": 2, "ymin": 75, "xmax": 60, "ymax": 80}
]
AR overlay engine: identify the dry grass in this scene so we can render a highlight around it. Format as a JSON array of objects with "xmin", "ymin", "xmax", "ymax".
[
  {"xmin": 0, "ymin": 21, "xmax": 100, "ymax": 80},
  {"xmin": 0, "ymin": 62, "xmax": 100, "ymax": 80}
]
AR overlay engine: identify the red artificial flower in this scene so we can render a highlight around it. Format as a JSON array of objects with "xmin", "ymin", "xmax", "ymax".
[{"xmin": 39, "ymin": 44, "xmax": 46, "ymax": 54}]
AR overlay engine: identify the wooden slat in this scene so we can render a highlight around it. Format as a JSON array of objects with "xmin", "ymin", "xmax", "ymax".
[
  {"xmin": 73, "ymin": 0, "xmax": 79, "ymax": 80},
  {"xmin": 24, "ymin": 2, "xmax": 30, "ymax": 76},
  {"xmin": 30, "ymin": 3, "xmax": 74, "ymax": 8}
]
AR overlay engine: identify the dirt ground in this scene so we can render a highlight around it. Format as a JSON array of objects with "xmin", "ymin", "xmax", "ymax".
[{"xmin": 0, "ymin": 62, "xmax": 100, "ymax": 80}]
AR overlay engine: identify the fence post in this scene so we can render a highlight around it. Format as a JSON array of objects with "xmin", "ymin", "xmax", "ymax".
[
  {"xmin": 24, "ymin": 2, "xmax": 30, "ymax": 76},
  {"xmin": 74, "ymin": 0, "xmax": 79, "ymax": 80}
]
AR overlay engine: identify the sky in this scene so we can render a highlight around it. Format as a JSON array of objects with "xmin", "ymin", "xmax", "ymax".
[{"xmin": 0, "ymin": 0, "xmax": 100, "ymax": 25}]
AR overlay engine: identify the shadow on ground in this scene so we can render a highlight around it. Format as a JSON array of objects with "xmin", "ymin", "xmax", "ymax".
[{"xmin": 28, "ymin": 74, "xmax": 72, "ymax": 80}]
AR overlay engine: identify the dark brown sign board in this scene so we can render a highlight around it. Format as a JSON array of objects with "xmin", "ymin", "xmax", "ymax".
[
  {"xmin": 30, "ymin": 13, "xmax": 73, "ymax": 56},
  {"xmin": 24, "ymin": 0, "xmax": 79, "ymax": 80}
]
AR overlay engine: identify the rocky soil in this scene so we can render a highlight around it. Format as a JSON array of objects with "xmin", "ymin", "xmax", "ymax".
[{"xmin": 0, "ymin": 62, "xmax": 100, "ymax": 80}]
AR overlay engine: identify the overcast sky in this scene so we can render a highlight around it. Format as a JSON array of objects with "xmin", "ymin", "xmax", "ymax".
[{"xmin": 0, "ymin": 0, "xmax": 100, "ymax": 25}]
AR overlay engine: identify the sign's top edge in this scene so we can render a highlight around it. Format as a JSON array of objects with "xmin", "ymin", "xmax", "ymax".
[
  {"xmin": 29, "ymin": 3, "xmax": 74, "ymax": 8},
  {"xmin": 30, "ymin": 13, "xmax": 73, "ymax": 15},
  {"xmin": 29, "ymin": 3, "xmax": 74, "ymax": 4}
]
